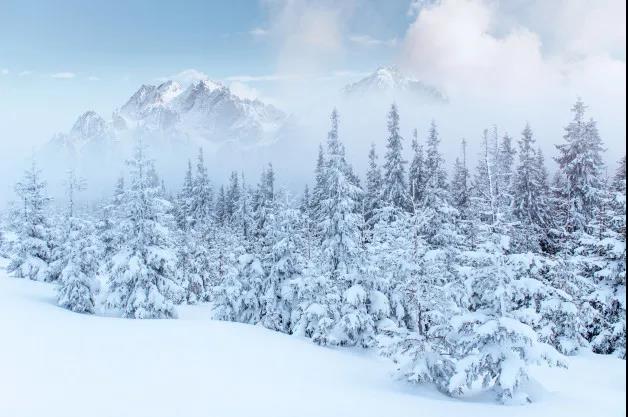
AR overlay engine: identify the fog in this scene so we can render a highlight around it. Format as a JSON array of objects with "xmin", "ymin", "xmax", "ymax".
[{"xmin": 0, "ymin": 0, "xmax": 625, "ymax": 210}]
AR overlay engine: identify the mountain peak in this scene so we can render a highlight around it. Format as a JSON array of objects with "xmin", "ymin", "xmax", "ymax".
[
  {"xmin": 70, "ymin": 111, "xmax": 107, "ymax": 139},
  {"xmin": 343, "ymin": 66, "xmax": 447, "ymax": 103}
]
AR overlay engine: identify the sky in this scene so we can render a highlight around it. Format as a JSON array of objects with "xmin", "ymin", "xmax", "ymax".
[
  {"xmin": 0, "ymin": 0, "xmax": 625, "ymax": 200},
  {"xmin": 0, "ymin": 0, "xmax": 413, "ymax": 152}
]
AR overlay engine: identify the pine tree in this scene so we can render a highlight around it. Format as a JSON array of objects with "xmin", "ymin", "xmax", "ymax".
[
  {"xmin": 57, "ymin": 217, "xmax": 99, "ymax": 314},
  {"xmin": 215, "ymin": 185, "xmax": 227, "ymax": 225},
  {"xmin": 512, "ymin": 124, "xmax": 552, "ymax": 239},
  {"xmin": 451, "ymin": 139, "xmax": 470, "ymax": 217},
  {"xmin": 8, "ymin": 160, "xmax": 54, "ymax": 281},
  {"xmin": 105, "ymin": 141, "xmax": 181, "ymax": 319},
  {"xmin": 408, "ymin": 128, "xmax": 426, "ymax": 208},
  {"xmin": 418, "ymin": 121, "xmax": 457, "ymax": 247},
  {"xmin": 175, "ymin": 159, "xmax": 194, "ymax": 231},
  {"xmin": 190, "ymin": 147, "xmax": 213, "ymax": 228},
  {"xmin": 472, "ymin": 129, "xmax": 498, "ymax": 227},
  {"xmin": 365, "ymin": 143, "xmax": 383, "ymax": 226},
  {"xmin": 381, "ymin": 104, "xmax": 408, "ymax": 210},
  {"xmin": 225, "ymin": 171, "xmax": 241, "ymax": 223},
  {"xmin": 310, "ymin": 144, "xmax": 327, "ymax": 226},
  {"xmin": 262, "ymin": 202, "xmax": 305, "ymax": 332},
  {"xmin": 316, "ymin": 109, "xmax": 369, "ymax": 346},
  {"xmin": 496, "ymin": 133, "xmax": 516, "ymax": 215},
  {"xmin": 555, "ymin": 99, "xmax": 606, "ymax": 233},
  {"xmin": 320, "ymin": 109, "xmax": 362, "ymax": 278}
]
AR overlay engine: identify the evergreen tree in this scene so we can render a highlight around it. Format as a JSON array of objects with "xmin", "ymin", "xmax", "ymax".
[
  {"xmin": 472, "ymin": 129, "xmax": 498, "ymax": 227},
  {"xmin": 175, "ymin": 159, "xmax": 194, "ymax": 231},
  {"xmin": 512, "ymin": 124, "xmax": 552, "ymax": 231},
  {"xmin": 310, "ymin": 144, "xmax": 327, "ymax": 226},
  {"xmin": 190, "ymin": 148, "xmax": 213, "ymax": 228},
  {"xmin": 262, "ymin": 202, "xmax": 305, "ymax": 332},
  {"xmin": 451, "ymin": 139, "xmax": 470, "ymax": 217},
  {"xmin": 105, "ymin": 141, "xmax": 181, "ymax": 319},
  {"xmin": 381, "ymin": 104, "xmax": 408, "ymax": 210},
  {"xmin": 215, "ymin": 185, "xmax": 227, "ymax": 225},
  {"xmin": 8, "ymin": 160, "xmax": 54, "ymax": 281},
  {"xmin": 57, "ymin": 217, "xmax": 99, "ymax": 314},
  {"xmin": 408, "ymin": 128, "xmax": 426, "ymax": 208},
  {"xmin": 365, "ymin": 143, "xmax": 383, "ymax": 226},
  {"xmin": 225, "ymin": 171, "xmax": 241, "ymax": 223},
  {"xmin": 496, "ymin": 133, "xmax": 516, "ymax": 215},
  {"xmin": 555, "ymin": 99, "xmax": 606, "ymax": 233}
]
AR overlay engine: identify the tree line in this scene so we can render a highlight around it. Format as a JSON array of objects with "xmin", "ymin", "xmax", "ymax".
[{"xmin": 1, "ymin": 99, "xmax": 625, "ymax": 404}]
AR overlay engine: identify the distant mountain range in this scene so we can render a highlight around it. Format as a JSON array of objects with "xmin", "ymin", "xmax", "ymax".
[
  {"xmin": 343, "ymin": 66, "xmax": 447, "ymax": 103},
  {"xmin": 47, "ymin": 78, "xmax": 287, "ymax": 157}
]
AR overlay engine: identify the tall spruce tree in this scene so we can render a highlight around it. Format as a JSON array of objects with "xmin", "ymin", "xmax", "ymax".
[
  {"xmin": 8, "ymin": 160, "xmax": 54, "ymax": 281},
  {"xmin": 381, "ymin": 104, "xmax": 408, "ymax": 211},
  {"xmin": 555, "ymin": 99, "xmax": 606, "ymax": 233},
  {"xmin": 105, "ymin": 141, "xmax": 181, "ymax": 319}
]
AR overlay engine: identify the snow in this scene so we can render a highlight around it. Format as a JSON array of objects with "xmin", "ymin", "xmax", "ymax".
[{"xmin": 0, "ymin": 265, "xmax": 625, "ymax": 417}]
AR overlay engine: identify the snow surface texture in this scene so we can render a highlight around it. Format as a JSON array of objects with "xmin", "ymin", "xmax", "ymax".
[{"xmin": 0, "ymin": 264, "xmax": 625, "ymax": 417}]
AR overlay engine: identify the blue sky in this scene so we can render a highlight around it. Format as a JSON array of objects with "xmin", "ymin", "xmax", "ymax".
[
  {"xmin": 0, "ymin": 0, "xmax": 625, "ymax": 162},
  {"xmin": 0, "ymin": 0, "xmax": 410, "ymax": 81},
  {"xmin": 0, "ymin": 0, "xmax": 414, "ymax": 143}
]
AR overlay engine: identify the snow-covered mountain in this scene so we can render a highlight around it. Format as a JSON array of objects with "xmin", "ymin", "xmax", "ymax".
[
  {"xmin": 48, "ymin": 78, "xmax": 287, "ymax": 155},
  {"xmin": 343, "ymin": 66, "xmax": 447, "ymax": 103}
]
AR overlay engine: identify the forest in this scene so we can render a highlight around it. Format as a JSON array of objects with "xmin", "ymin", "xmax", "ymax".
[{"xmin": 1, "ymin": 99, "xmax": 625, "ymax": 404}]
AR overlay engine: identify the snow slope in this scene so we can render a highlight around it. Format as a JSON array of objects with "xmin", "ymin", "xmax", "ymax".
[{"xmin": 0, "ymin": 265, "xmax": 625, "ymax": 417}]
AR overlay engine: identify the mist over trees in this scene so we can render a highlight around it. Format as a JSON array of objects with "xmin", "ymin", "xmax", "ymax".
[{"xmin": 1, "ymin": 99, "xmax": 624, "ymax": 404}]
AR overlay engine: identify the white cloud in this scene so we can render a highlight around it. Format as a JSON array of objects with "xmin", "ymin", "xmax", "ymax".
[
  {"xmin": 225, "ymin": 74, "xmax": 288, "ymax": 82},
  {"xmin": 50, "ymin": 72, "xmax": 76, "ymax": 79},
  {"xmin": 397, "ymin": 0, "xmax": 625, "ymax": 164},
  {"xmin": 400, "ymin": 0, "xmax": 626, "ymax": 101},
  {"xmin": 1, "ymin": 69, "xmax": 8, "ymax": 75},
  {"xmin": 349, "ymin": 34, "xmax": 397, "ymax": 48},
  {"xmin": 262, "ymin": 0, "xmax": 349, "ymax": 75},
  {"xmin": 228, "ymin": 81, "xmax": 263, "ymax": 100},
  {"xmin": 249, "ymin": 27, "xmax": 269, "ymax": 37},
  {"xmin": 159, "ymin": 68, "xmax": 209, "ymax": 85}
]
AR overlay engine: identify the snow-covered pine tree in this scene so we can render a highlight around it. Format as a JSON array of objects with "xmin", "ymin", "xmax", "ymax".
[
  {"xmin": 418, "ymin": 121, "xmax": 458, "ymax": 247},
  {"xmin": 57, "ymin": 216, "xmax": 99, "ymax": 314},
  {"xmin": 510, "ymin": 124, "xmax": 552, "ymax": 252},
  {"xmin": 555, "ymin": 99, "xmax": 606, "ymax": 234},
  {"xmin": 190, "ymin": 147, "xmax": 213, "ymax": 227},
  {"xmin": 365, "ymin": 143, "xmax": 383, "ymax": 227},
  {"xmin": 262, "ymin": 199, "xmax": 305, "ymax": 333},
  {"xmin": 213, "ymin": 253, "xmax": 265, "ymax": 324},
  {"xmin": 215, "ymin": 185, "xmax": 227, "ymax": 226},
  {"xmin": 105, "ymin": 140, "xmax": 181, "ymax": 319},
  {"xmin": 96, "ymin": 176, "xmax": 125, "ymax": 264},
  {"xmin": 495, "ymin": 133, "xmax": 516, "ymax": 217},
  {"xmin": 576, "ymin": 158, "xmax": 626, "ymax": 358},
  {"xmin": 320, "ymin": 109, "xmax": 362, "ymax": 278},
  {"xmin": 400, "ymin": 242, "xmax": 564, "ymax": 404},
  {"xmin": 316, "ymin": 109, "xmax": 370, "ymax": 346},
  {"xmin": 512, "ymin": 124, "xmax": 551, "ymax": 228},
  {"xmin": 225, "ymin": 171, "xmax": 241, "ymax": 224},
  {"xmin": 451, "ymin": 139, "xmax": 470, "ymax": 218},
  {"xmin": 381, "ymin": 104, "xmax": 408, "ymax": 211},
  {"xmin": 408, "ymin": 128, "xmax": 426, "ymax": 209},
  {"xmin": 175, "ymin": 159, "xmax": 194, "ymax": 231},
  {"xmin": 310, "ymin": 144, "xmax": 327, "ymax": 227},
  {"xmin": 472, "ymin": 129, "xmax": 498, "ymax": 227},
  {"xmin": 7, "ymin": 160, "xmax": 54, "ymax": 281}
]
